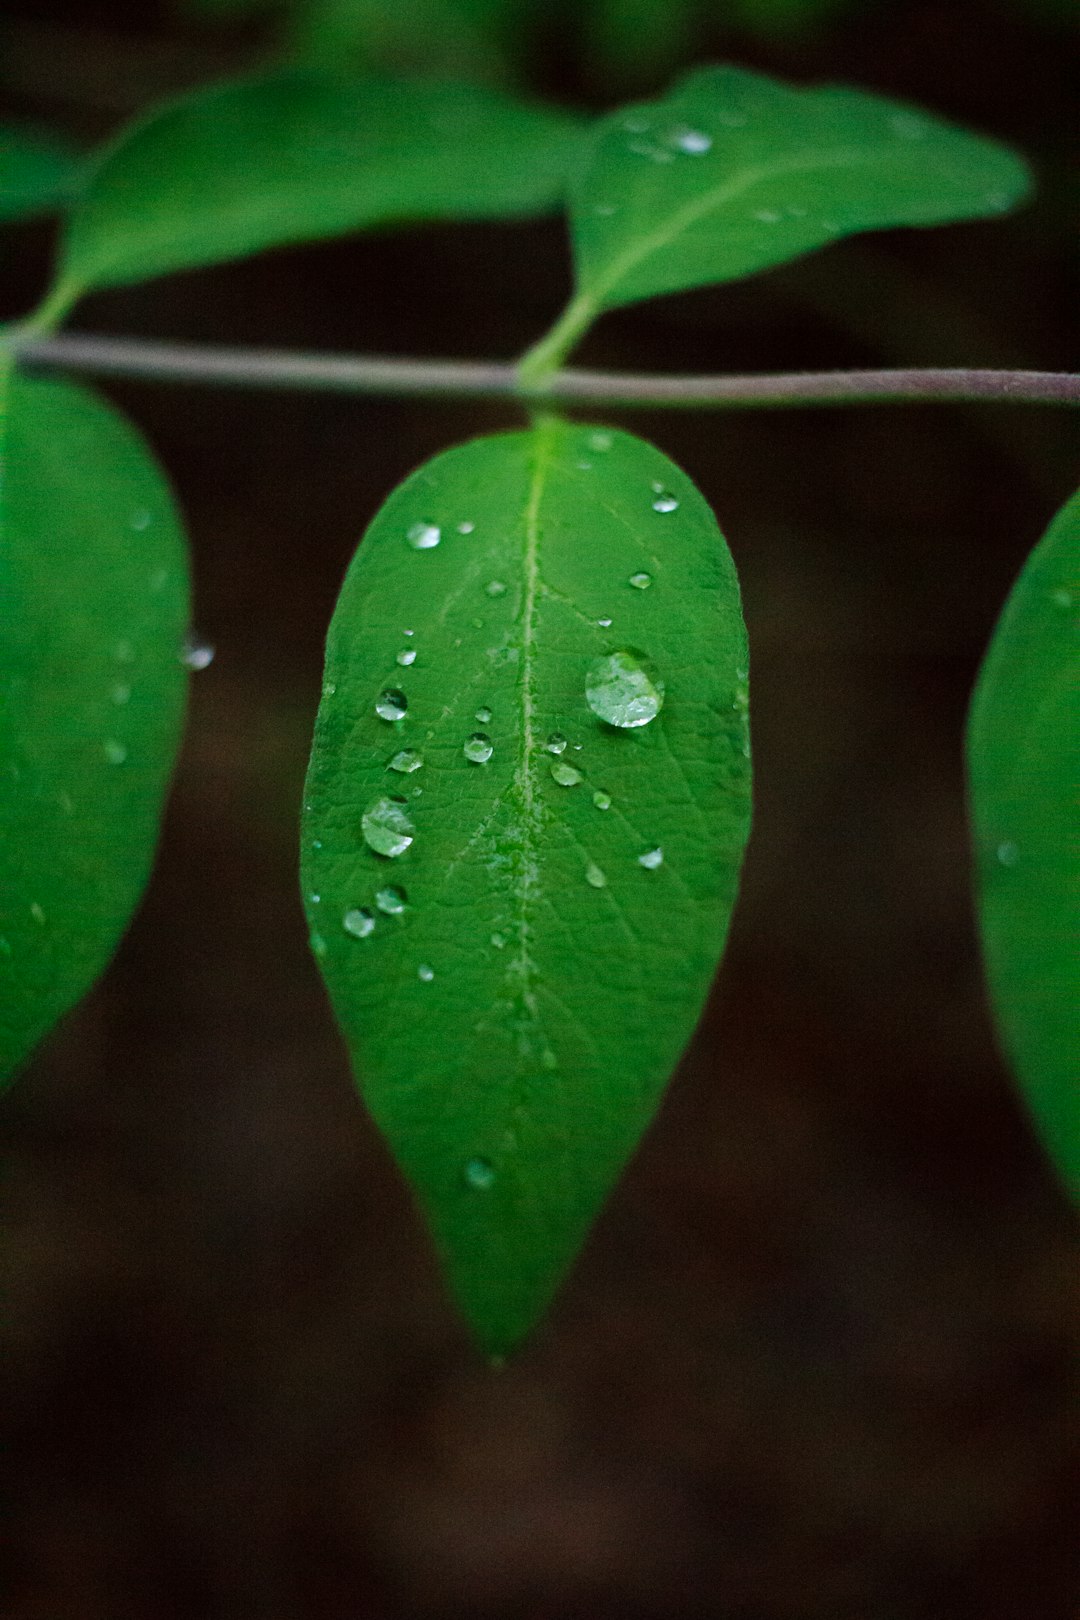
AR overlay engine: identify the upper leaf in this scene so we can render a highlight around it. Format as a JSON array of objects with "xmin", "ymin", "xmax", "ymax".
[
  {"xmin": 301, "ymin": 420, "xmax": 751, "ymax": 1355},
  {"xmin": 569, "ymin": 64, "xmax": 1032, "ymax": 313},
  {"xmin": 0, "ymin": 124, "xmax": 82, "ymax": 224},
  {"xmin": 54, "ymin": 70, "xmax": 585, "ymax": 298},
  {"xmin": 0, "ymin": 369, "xmax": 190, "ymax": 1083},
  {"xmin": 967, "ymin": 490, "xmax": 1080, "ymax": 1201}
]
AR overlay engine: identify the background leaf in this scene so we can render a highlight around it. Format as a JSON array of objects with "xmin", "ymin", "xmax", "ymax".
[
  {"xmin": 967, "ymin": 490, "xmax": 1080, "ymax": 1201},
  {"xmin": 301, "ymin": 420, "xmax": 751, "ymax": 1355},
  {"xmin": 0, "ymin": 123, "xmax": 82, "ymax": 224},
  {"xmin": 55, "ymin": 71, "xmax": 585, "ymax": 298},
  {"xmin": 0, "ymin": 369, "xmax": 190, "ymax": 1084},
  {"xmin": 568, "ymin": 64, "xmax": 1032, "ymax": 315}
]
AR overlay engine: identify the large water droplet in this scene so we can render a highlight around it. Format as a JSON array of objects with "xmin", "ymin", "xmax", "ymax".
[
  {"xmin": 650, "ymin": 490, "xmax": 679, "ymax": 514},
  {"xmin": 463, "ymin": 1156, "xmax": 495, "ymax": 1190},
  {"xmin": 103, "ymin": 739, "xmax": 128, "ymax": 765},
  {"xmin": 638, "ymin": 846, "xmax": 664, "ymax": 870},
  {"xmin": 361, "ymin": 796, "xmax": 415, "ymax": 857},
  {"xmin": 475, "ymin": 705, "xmax": 493, "ymax": 725},
  {"xmin": 592, "ymin": 789, "xmax": 612, "ymax": 810},
  {"xmin": 551, "ymin": 761, "xmax": 582, "ymax": 787},
  {"xmin": 546, "ymin": 732, "xmax": 568, "ymax": 755},
  {"xmin": 396, "ymin": 647, "xmax": 417, "ymax": 666},
  {"xmin": 464, "ymin": 732, "xmax": 493, "ymax": 763},
  {"xmin": 388, "ymin": 748, "xmax": 423, "ymax": 774},
  {"xmin": 181, "ymin": 635, "xmax": 215, "ymax": 671},
  {"xmin": 375, "ymin": 688, "xmax": 408, "ymax": 721},
  {"xmin": 406, "ymin": 521, "xmax": 441, "ymax": 550},
  {"xmin": 628, "ymin": 571, "xmax": 653, "ymax": 590},
  {"xmin": 586, "ymin": 650, "xmax": 665, "ymax": 729},
  {"xmin": 343, "ymin": 907, "xmax": 375, "ymax": 938},
  {"xmin": 585, "ymin": 862, "xmax": 607, "ymax": 889},
  {"xmin": 375, "ymin": 884, "xmax": 407, "ymax": 916},
  {"xmin": 417, "ymin": 962, "xmax": 435, "ymax": 982},
  {"xmin": 670, "ymin": 125, "xmax": 712, "ymax": 154}
]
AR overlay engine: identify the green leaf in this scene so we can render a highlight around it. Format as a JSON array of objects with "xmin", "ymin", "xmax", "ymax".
[
  {"xmin": 301, "ymin": 419, "xmax": 751, "ymax": 1356},
  {"xmin": 967, "ymin": 491, "xmax": 1080, "ymax": 1201},
  {"xmin": 55, "ymin": 70, "xmax": 585, "ymax": 299},
  {"xmin": 0, "ymin": 124, "xmax": 82, "ymax": 224},
  {"xmin": 568, "ymin": 64, "xmax": 1032, "ymax": 315},
  {"xmin": 0, "ymin": 368, "xmax": 190, "ymax": 1084}
]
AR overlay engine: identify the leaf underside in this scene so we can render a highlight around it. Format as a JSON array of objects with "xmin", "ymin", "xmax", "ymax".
[
  {"xmin": 967, "ymin": 490, "xmax": 1080, "ymax": 1201},
  {"xmin": 302, "ymin": 421, "xmax": 751, "ymax": 1355},
  {"xmin": 58, "ymin": 70, "xmax": 585, "ymax": 295},
  {"xmin": 571, "ymin": 63, "xmax": 1033, "ymax": 311},
  {"xmin": 0, "ymin": 370, "xmax": 190, "ymax": 1083}
]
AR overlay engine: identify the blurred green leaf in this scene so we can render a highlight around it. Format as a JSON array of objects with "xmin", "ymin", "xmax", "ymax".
[
  {"xmin": 301, "ymin": 420, "xmax": 751, "ymax": 1354},
  {"xmin": 967, "ymin": 490, "xmax": 1080, "ymax": 1202},
  {"xmin": 0, "ymin": 124, "xmax": 82, "ymax": 224},
  {"xmin": 582, "ymin": 0, "xmax": 699, "ymax": 90},
  {"xmin": 716, "ymin": 0, "xmax": 853, "ymax": 37},
  {"xmin": 286, "ymin": 0, "xmax": 520, "ymax": 77},
  {"xmin": 0, "ymin": 368, "xmax": 190, "ymax": 1084},
  {"xmin": 55, "ymin": 70, "xmax": 585, "ymax": 299},
  {"xmin": 568, "ymin": 64, "xmax": 1032, "ymax": 315}
]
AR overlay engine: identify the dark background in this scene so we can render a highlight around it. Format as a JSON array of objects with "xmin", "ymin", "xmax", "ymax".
[{"xmin": 2, "ymin": 1, "xmax": 1077, "ymax": 1615}]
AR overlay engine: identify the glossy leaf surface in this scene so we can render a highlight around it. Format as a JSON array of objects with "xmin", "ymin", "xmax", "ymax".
[
  {"xmin": 0, "ymin": 371, "xmax": 190, "ymax": 1082},
  {"xmin": 569, "ymin": 65, "xmax": 1032, "ymax": 313},
  {"xmin": 302, "ymin": 421, "xmax": 751, "ymax": 1354},
  {"xmin": 56, "ymin": 71, "xmax": 584, "ymax": 296},
  {"xmin": 0, "ymin": 124, "xmax": 81, "ymax": 223},
  {"xmin": 967, "ymin": 491, "xmax": 1080, "ymax": 1200}
]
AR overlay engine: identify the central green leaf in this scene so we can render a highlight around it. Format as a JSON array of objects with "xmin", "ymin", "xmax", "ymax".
[{"xmin": 302, "ymin": 420, "xmax": 751, "ymax": 1355}]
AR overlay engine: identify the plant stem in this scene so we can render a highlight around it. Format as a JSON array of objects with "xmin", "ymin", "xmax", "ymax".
[
  {"xmin": 516, "ymin": 294, "xmax": 598, "ymax": 391},
  {"xmin": 9, "ymin": 331, "xmax": 1080, "ymax": 410}
]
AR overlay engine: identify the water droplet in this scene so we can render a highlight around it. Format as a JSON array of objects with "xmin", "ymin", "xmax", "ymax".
[
  {"xmin": 149, "ymin": 567, "xmax": 169, "ymax": 593},
  {"xmin": 310, "ymin": 931, "xmax": 328, "ymax": 957},
  {"xmin": 889, "ymin": 110, "xmax": 926, "ymax": 139},
  {"xmin": 475, "ymin": 705, "xmax": 493, "ymax": 725},
  {"xmin": 104, "ymin": 739, "xmax": 127, "ymax": 765},
  {"xmin": 361, "ymin": 796, "xmax": 415, "ymax": 857},
  {"xmin": 592, "ymin": 790, "xmax": 612, "ymax": 810},
  {"xmin": 984, "ymin": 190, "xmax": 1010, "ymax": 211},
  {"xmin": 29, "ymin": 901, "xmax": 45, "ymax": 924},
  {"xmin": 623, "ymin": 114, "xmax": 649, "ymax": 134},
  {"xmin": 309, "ymin": 892, "xmax": 321, "ymax": 904},
  {"xmin": 586, "ymin": 650, "xmax": 665, "ymax": 729},
  {"xmin": 485, "ymin": 579, "xmax": 507, "ymax": 598},
  {"xmin": 463, "ymin": 1156, "xmax": 495, "ymax": 1190},
  {"xmin": 388, "ymin": 748, "xmax": 423, "ymax": 774},
  {"xmin": 585, "ymin": 862, "xmax": 607, "ymax": 889},
  {"xmin": 546, "ymin": 732, "xmax": 568, "ymax": 755},
  {"xmin": 490, "ymin": 931, "xmax": 507, "ymax": 949},
  {"xmin": 996, "ymin": 840, "xmax": 1020, "ymax": 868},
  {"xmin": 597, "ymin": 615, "xmax": 613, "ymax": 628},
  {"xmin": 670, "ymin": 125, "xmax": 712, "ymax": 155},
  {"xmin": 130, "ymin": 508, "xmax": 152, "ymax": 531},
  {"xmin": 375, "ymin": 884, "xmax": 407, "ymax": 916},
  {"xmin": 1051, "ymin": 587, "xmax": 1073, "ymax": 609},
  {"xmin": 628, "ymin": 571, "xmax": 653, "ymax": 590},
  {"xmin": 541, "ymin": 1048, "xmax": 558, "ymax": 1070},
  {"xmin": 396, "ymin": 648, "xmax": 417, "ymax": 666},
  {"xmin": 111, "ymin": 682, "xmax": 131, "ymax": 705},
  {"xmin": 652, "ymin": 487, "xmax": 680, "ymax": 513},
  {"xmin": 464, "ymin": 732, "xmax": 493, "ymax": 763},
  {"xmin": 403, "ymin": 627, "xmax": 415, "ymax": 637},
  {"xmin": 343, "ymin": 907, "xmax": 375, "ymax": 939},
  {"xmin": 406, "ymin": 521, "xmax": 441, "ymax": 550},
  {"xmin": 311, "ymin": 837, "xmax": 323, "ymax": 850},
  {"xmin": 593, "ymin": 202, "xmax": 617, "ymax": 217},
  {"xmin": 457, "ymin": 520, "xmax": 475, "ymax": 534},
  {"xmin": 417, "ymin": 962, "xmax": 435, "ymax": 982},
  {"xmin": 587, "ymin": 431, "xmax": 613, "ymax": 452},
  {"xmin": 550, "ymin": 761, "xmax": 582, "ymax": 787},
  {"xmin": 114, "ymin": 640, "xmax": 135, "ymax": 663},
  {"xmin": 576, "ymin": 459, "xmax": 592, "ymax": 471},
  {"xmin": 322, "ymin": 680, "xmax": 337, "ymax": 698},
  {"xmin": 753, "ymin": 208, "xmax": 781, "ymax": 224},
  {"xmin": 375, "ymin": 688, "xmax": 408, "ymax": 721},
  {"xmin": 181, "ymin": 635, "xmax": 215, "ymax": 671},
  {"xmin": 638, "ymin": 847, "xmax": 664, "ymax": 870}
]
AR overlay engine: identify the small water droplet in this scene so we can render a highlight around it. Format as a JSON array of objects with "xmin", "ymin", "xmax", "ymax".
[
  {"xmin": 586, "ymin": 650, "xmax": 665, "ymax": 729},
  {"xmin": 309, "ymin": 892, "xmax": 321, "ymax": 904},
  {"xmin": 104, "ymin": 739, "xmax": 127, "ymax": 765},
  {"xmin": 130, "ymin": 508, "xmax": 152, "ymax": 531},
  {"xmin": 585, "ymin": 862, "xmax": 607, "ymax": 889},
  {"xmin": 996, "ymin": 840, "xmax": 1020, "ymax": 868},
  {"xmin": 29, "ymin": 901, "xmax": 45, "ymax": 924},
  {"xmin": 343, "ymin": 907, "xmax": 375, "ymax": 939},
  {"xmin": 149, "ymin": 567, "xmax": 169, "ymax": 593},
  {"xmin": 403, "ymin": 627, "xmax": 415, "ymax": 637},
  {"xmin": 475, "ymin": 705, "xmax": 493, "ymax": 725},
  {"xmin": 490, "ymin": 931, "xmax": 507, "ymax": 949},
  {"xmin": 485, "ymin": 579, "xmax": 507, "ymax": 598},
  {"xmin": 111, "ymin": 682, "xmax": 131, "ymax": 705},
  {"xmin": 889, "ymin": 110, "xmax": 927, "ymax": 139},
  {"xmin": 181, "ymin": 635, "xmax": 215, "ymax": 671},
  {"xmin": 396, "ymin": 647, "xmax": 417, "ymax": 666},
  {"xmin": 587, "ymin": 431, "xmax": 613, "ymax": 452},
  {"xmin": 670, "ymin": 125, "xmax": 712, "ymax": 155},
  {"xmin": 361, "ymin": 796, "xmax": 415, "ymax": 857},
  {"xmin": 388, "ymin": 748, "xmax": 423, "ymax": 774},
  {"xmin": 593, "ymin": 202, "xmax": 617, "ymax": 216},
  {"xmin": 638, "ymin": 847, "xmax": 664, "ymax": 870},
  {"xmin": 114, "ymin": 640, "xmax": 135, "ymax": 663},
  {"xmin": 375, "ymin": 884, "xmax": 407, "ymax": 916},
  {"xmin": 576, "ymin": 459, "xmax": 593, "ymax": 471},
  {"xmin": 628, "ymin": 571, "xmax": 653, "ymax": 590},
  {"xmin": 464, "ymin": 732, "xmax": 493, "ymax": 763},
  {"xmin": 551, "ymin": 760, "xmax": 582, "ymax": 787},
  {"xmin": 463, "ymin": 1156, "xmax": 494, "ymax": 1190},
  {"xmin": 310, "ymin": 931, "xmax": 328, "ymax": 957},
  {"xmin": 597, "ymin": 615, "xmax": 613, "ymax": 628},
  {"xmin": 541, "ymin": 1048, "xmax": 558, "ymax": 1070},
  {"xmin": 546, "ymin": 732, "xmax": 568, "ymax": 755},
  {"xmin": 322, "ymin": 680, "xmax": 337, "ymax": 697},
  {"xmin": 311, "ymin": 837, "xmax": 323, "ymax": 850},
  {"xmin": 406, "ymin": 521, "xmax": 441, "ymax": 550},
  {"xmin": 1050, "ymin": 587, "xmax": 1073, "ymax": 609},
  {"xmin": 375, "ymin": 688, "xmax": 408, "ymax": 721},
  {"xmin": 753, "ymin": 208, "xmax": 781, "ymax": 224},
  {"xmin": 592, "ymin": 790, "xmax": 612, "ymax": 810},
  {"xmin": 417, "ymin": 962, "xmax": 435, "ymax": 982},
  {"xmin": 456, "ymin": 520, "xmax": 475, "ymax": 534}
]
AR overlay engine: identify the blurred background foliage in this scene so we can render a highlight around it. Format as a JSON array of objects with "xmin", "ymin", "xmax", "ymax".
[{"xmin": 1, "ymin": 1, "xmax": 1077, "ymax": 1618}]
